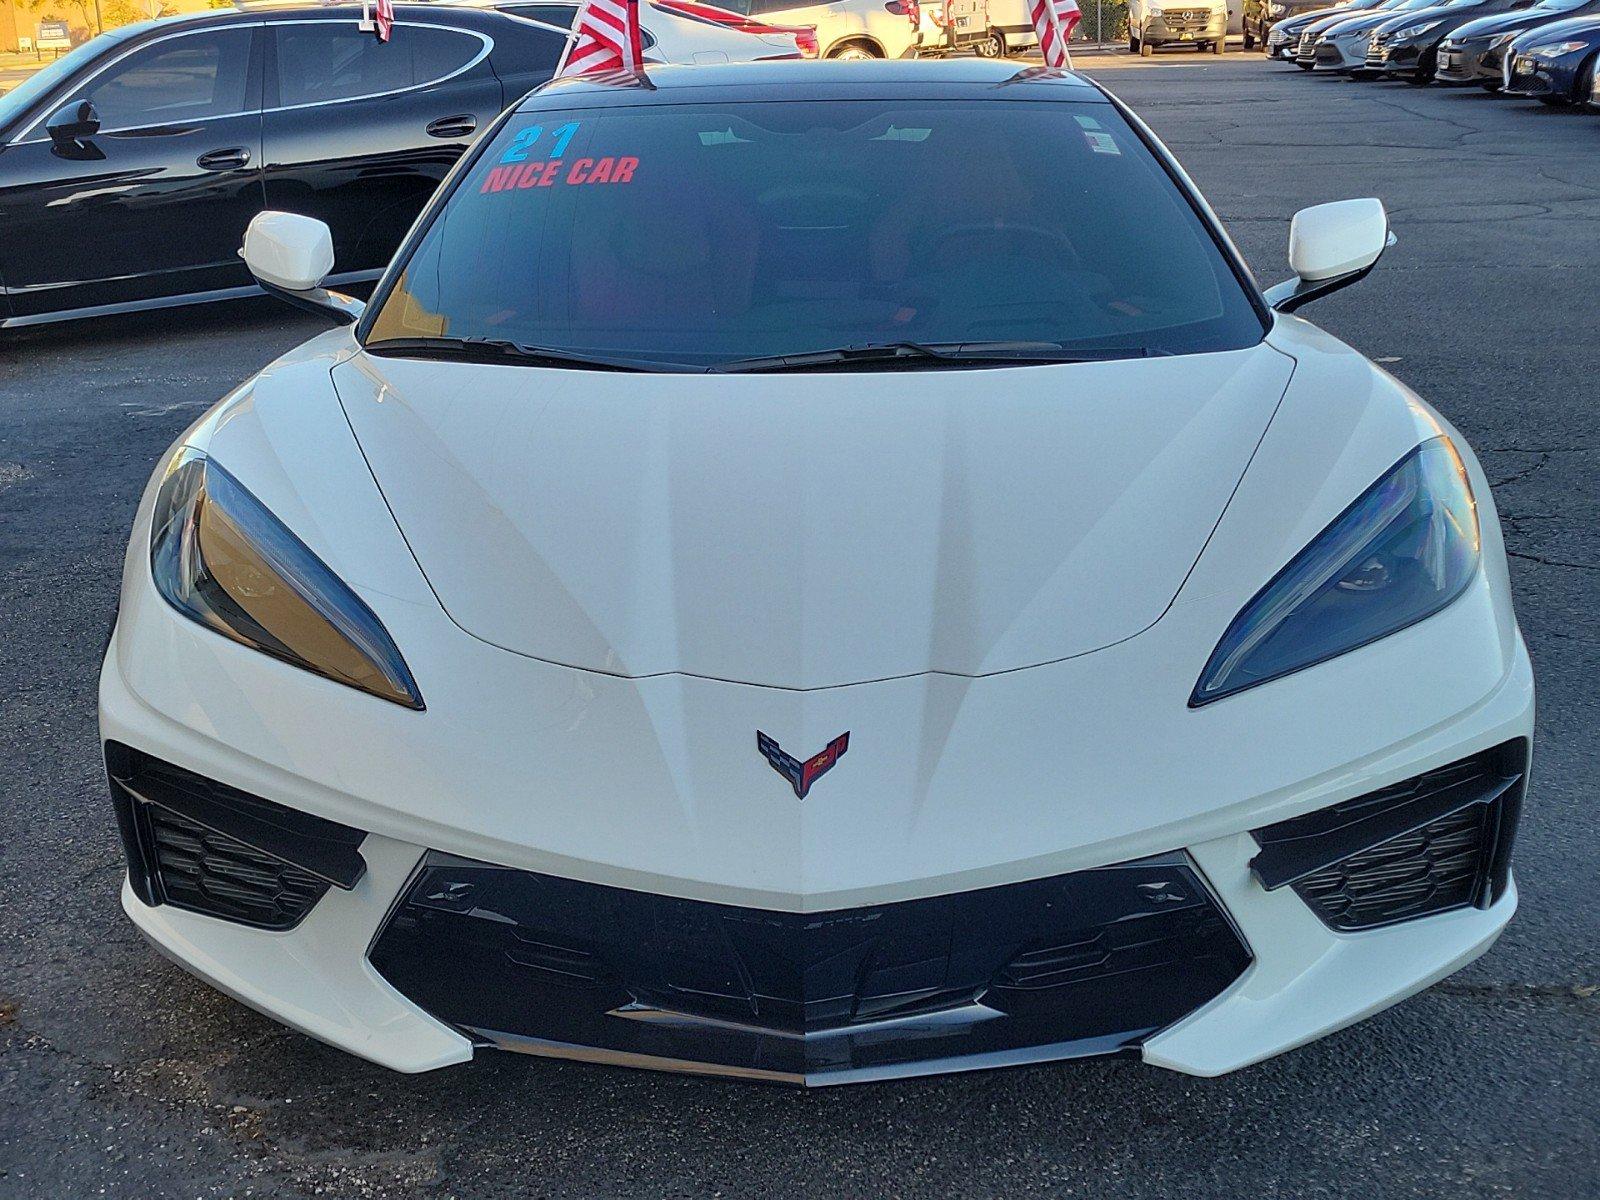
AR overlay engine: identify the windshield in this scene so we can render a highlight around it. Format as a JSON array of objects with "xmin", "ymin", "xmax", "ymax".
[
  {"xmin": 364, "ymin": 98, "xmax": 1264, "ymax": 370},
  {"xmin": 0, "ymin": 24, "xmax": 147, "ymax": 135}
]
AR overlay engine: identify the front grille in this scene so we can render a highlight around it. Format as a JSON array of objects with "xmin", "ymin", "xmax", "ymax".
[
  {"xmin": 1297, "ymin": 30, "xmax": 1317, "ymax": 56},
  {"xmin": 1252, "ymin": 741, "xmax": 1527, "ymax": 933},
  {"xmin": 140, "ymin": 804, "xmax": 330, "ymax": 930},
  {"xmin": 370, "ymin": 850, "xmax": 1252, "ymax": 1084},
  {"xmin": 1293, "ymin": 803, "xmax": 1498, "ymax": 930},
  {"xmin": 106, "ymin": 742, "xmax": 367, "ymax": 931},
  {"xmin": 1506, "ymin": 56, "xmax": 1551, "ymax": 94}
]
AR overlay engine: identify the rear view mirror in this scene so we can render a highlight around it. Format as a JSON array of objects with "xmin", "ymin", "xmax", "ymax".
[
  {"xmin": 1265, "ymin": 197, "xmax": 1395, "ymax": 313},
  {"xmin": 46, "ymin": 99, "xmax": 102, "ymax": 159},
  {"xmin": 241, "ymin": 211, "xmax": 364, "ymax": 325}
]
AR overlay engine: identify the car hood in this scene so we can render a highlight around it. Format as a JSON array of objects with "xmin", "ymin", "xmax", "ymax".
[
  {"xmin": 331, "ymin": 345, "xmax": 1292, "ymax": 689},
  {"xmin": 1448, "ymin": 9, "xmax": 1549, "ymax": 40},
  {"xmin": 1312, "ymin": 8, "xmax": 1389, "ymax": 34},
  {"xmin": 1285, "ymin": 3, "xmax": 1363, "ymax": 24},
  {"xmin": 1512, "ymin": 12, "xmax": 1600, "ymax": 44},
  {"xmin": 1372, "ymin": 5, "xmax": 1459, "ymax": 33}
]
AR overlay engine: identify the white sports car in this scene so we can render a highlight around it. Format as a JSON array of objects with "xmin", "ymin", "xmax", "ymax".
[{"xmin": 101, "ymin": 60, "xmax": 1534, "ymax": 1086}]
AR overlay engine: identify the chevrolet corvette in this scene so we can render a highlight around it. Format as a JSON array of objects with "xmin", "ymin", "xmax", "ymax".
[{"xmin": 100, "ymin": 60, "xmax": 1535, "ymax": 1086}]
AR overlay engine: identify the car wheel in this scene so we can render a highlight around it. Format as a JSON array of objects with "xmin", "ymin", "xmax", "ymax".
[
  {"xmin": 1140, "ymin": 39, "xmax": 1154, "ymax": 55},
  {"xmin": 975, "ymin": 30, "xmax": 1005, "ymax": 57},
  {"xmin": 1243, "ymin": 30, "xmax": 1256, "ymax": 50},
  {"xmin": 828, "ymin": 42, "xmax": 880, "ymax": 59}
]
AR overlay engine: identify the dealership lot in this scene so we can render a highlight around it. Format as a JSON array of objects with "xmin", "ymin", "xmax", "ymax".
[{"xmin": 1, "ymin": 53, "xmax": 1597, "ymax": 1199}]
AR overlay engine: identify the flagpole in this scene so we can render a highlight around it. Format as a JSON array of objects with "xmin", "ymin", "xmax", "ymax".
[{"xmin": 553, "ymin": 23, "xmax": 577, "ymax": 75}]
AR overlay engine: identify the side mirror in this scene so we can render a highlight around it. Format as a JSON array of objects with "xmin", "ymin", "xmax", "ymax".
[
  {"xmin": 46, "ymin": 99, "xmax": 103, "ymax": 159},
  {"xmin": 241, "ymin": 211, "xmax": 364, "ymax": 325},
  {"xmin": 1264, "ymin": 197, "xmax": 1396, "ymax": 313}
]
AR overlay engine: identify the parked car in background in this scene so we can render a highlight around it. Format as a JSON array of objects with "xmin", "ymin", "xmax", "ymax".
[
  {"xmin": 1291, "ymin": 0, "xmax": 1415, "ymax": 68},
  {"xmin": 489, "ymin": 0, "xmax": 821, "ymax": 61},
  {"xmin": 1264, "ymin": 0, "xmax": 1362, "ymax": 60},
  {"xmin": 700, "ymin": 0, "xmax": 920, "ymax": 57},
  {"xmin": 1248, "ymin": 0, "xmax": 1351, "ymax": 51},
  {"xmin": 0, "ymin": 5, "xmax": 565, "ymax": 328},
  {"xmin": 1435, "ymin": 0, "xmax": 1600, "ymax": 88},
  {"xmin": 1129, "ymin": 0, "xmax": 1230, "ymax": 53},
  {"xmin": 1501, "ymin": 13, "xmax": 1600, "ymax": 100},
  {"xmin": 1362, "ymin": 0, "xmax": 1530, "ymax": 81}
]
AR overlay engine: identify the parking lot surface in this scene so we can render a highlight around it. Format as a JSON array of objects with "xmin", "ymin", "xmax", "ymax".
[{"xmin": 2, "ymin": 56, "xmax": 1598, "ymax": 1200}]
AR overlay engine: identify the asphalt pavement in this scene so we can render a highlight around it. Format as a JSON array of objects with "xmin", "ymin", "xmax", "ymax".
[{"xmin": 1, "ymin": 54, "xmax": 1597, "ymax": 1200}]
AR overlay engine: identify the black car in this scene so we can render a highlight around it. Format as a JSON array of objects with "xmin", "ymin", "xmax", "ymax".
[
  {"xmin": 1435, "ymin": 0, "xmax": 1600, "ymax": 86},
  {"xmin": 1361, "ymin": 0, "xmax": 1533, "ymax": 80},
  {"xmin": 1247, "ymin": 0, "xmax": 1353, "ymax": 51},
  {"xmin": 1260, "ymin": 0, "xmax": 1362, "ymax": 59},
  {"xmin": 0, "ymin": 4, "xmax": 568, "ymax": 328}
]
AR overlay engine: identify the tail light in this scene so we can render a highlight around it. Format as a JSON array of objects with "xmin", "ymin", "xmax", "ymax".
[
  {"xmin": 795, "ymin": 25, "xmax": 820, "ymax": 56},
  {"xmin": 884, "ymin": 0, "xmax": 920, "ymax": 24}
]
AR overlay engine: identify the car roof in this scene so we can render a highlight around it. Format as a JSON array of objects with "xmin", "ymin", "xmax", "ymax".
[
  {"xmin": 104, "ymin": 2, "xmax": 507, "ymax": 35},
  {"xmin": 517, "ymin": 59, "xmax": 1108, "ymax": 109}
]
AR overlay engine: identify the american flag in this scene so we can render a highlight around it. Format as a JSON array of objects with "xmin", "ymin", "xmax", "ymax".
[
  {"xmin": 556, "ymin": 0, "xmax": 646, "ymax": 78},
  {"xmin": 1029, "ymin": 0, "xmax": 1081, "ymax": 67},
  {"xmin": 372, "ymin": 0, "xmax": 395, "ymax": 42}
]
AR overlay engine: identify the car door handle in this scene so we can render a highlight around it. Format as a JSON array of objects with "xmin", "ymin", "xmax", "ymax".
[
  {"xmin": 196, "ymin": 146, "xmax": 251, "ymax": 171},
  {"xmin": 426, "ymin": 115, "xmax": 477, "ymax": 139}
]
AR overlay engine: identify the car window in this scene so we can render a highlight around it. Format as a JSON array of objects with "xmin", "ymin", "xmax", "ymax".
[
  {"xmin": 500, "ymin": 3, "xmax": 578, "ymax": 26},
  {"xmin": 366, "ymin": 99, "xmax": 1265, "ymax": 367},
  {"xmin": 86, "ymin": 29, "xmax": 252, "ymax": 129},
  {"xmin": 0, "ymin": 30, "xmax": 135, "ymax": 134},
  {"xmin": 274, "ymin": 23, "xmax": 482, "ymax": 107}
]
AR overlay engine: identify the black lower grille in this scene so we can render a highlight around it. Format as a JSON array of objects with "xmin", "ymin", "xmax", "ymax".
[
  {"xmin": 140, "ymin": 803, "xmax": 331, "ymax": 930},
  {"xmin": 1252, "ymin": 741, "xmax": 1527, "ymax": 932},
  {"xmin": 369, "ymin": 851, "xmax": 1251, "ymax": 1084},
  {"xmin": 106, "ymin": 742, "xmax": 367, "ymax": 931}
]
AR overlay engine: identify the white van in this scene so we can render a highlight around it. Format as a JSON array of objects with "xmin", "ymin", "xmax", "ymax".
[
  {"xmin": 971, "ymin": 0, "xmax": 1041, "ymax": 56},
  {"xmin": 1127, "ymin": 0, "xmax": 1229, "ymax": 53}
]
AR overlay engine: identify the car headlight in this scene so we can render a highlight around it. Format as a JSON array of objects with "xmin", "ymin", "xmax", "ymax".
[
  {"xmin": 150, "ymin": 448, "xmax": 424, "ymax": 709},
  {"xmin": 1191, "ymin": 438, "xmax": 1480, "ymax": 706},
  {"xmin": 1490, "ymin": 30, "xmax": 1519, "ymax": 49},
  {"xmin": 1390, "ymin": 19, "xmax": 1442, "ymax": 39},
  {"xmin": 1533, "ymin": 39, "xmax": 1586, "ymax": 57}
]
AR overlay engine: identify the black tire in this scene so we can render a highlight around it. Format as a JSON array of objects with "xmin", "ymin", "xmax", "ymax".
[
  {"xmin": 975, "ymin": 29, "xmax": 1005, "ymax": 57},
  {"xmin": 827, "ymin": 40, "xmax": 881, "ymax": 59},
  {"xmin": 1243, "ymin": 30, "xmax": 1256, "ymax": 50}
]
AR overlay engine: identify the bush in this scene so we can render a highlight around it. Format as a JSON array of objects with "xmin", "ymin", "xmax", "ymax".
[{"xmin": 1069, "ymin": 0, "xmax": 1130, "ymax": 43}]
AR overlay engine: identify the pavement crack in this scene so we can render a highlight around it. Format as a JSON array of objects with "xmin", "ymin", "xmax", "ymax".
[{"xmin": 1507, "ymin": 550, "xmax": 1600, "ymax": 573}]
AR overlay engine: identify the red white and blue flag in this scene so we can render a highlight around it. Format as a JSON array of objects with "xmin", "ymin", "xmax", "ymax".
[
  {"xmin": 1030, "ymin": 0, "xmax": 1081, "ymax": 67},
  {"xmin": 361, "ymin": 0, "xmax": 395, "ymax": 43},
  {"xmin": 556, "ymin": 0, "xmax": 647, "ymax": 77}
]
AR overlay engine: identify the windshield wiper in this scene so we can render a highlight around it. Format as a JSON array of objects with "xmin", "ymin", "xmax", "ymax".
[
  {"xmin": 711, "ymin": 341, "xmax": 1158, "ymax": 374},
  {"xmin": 363, "ymin": 336, "xmax": 684, "ymax": 373}
]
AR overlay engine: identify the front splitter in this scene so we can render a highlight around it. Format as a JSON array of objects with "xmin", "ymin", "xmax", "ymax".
[{"xmin": 368, "ymin": 850, "xmax": 1252, "ymax": 1085}]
